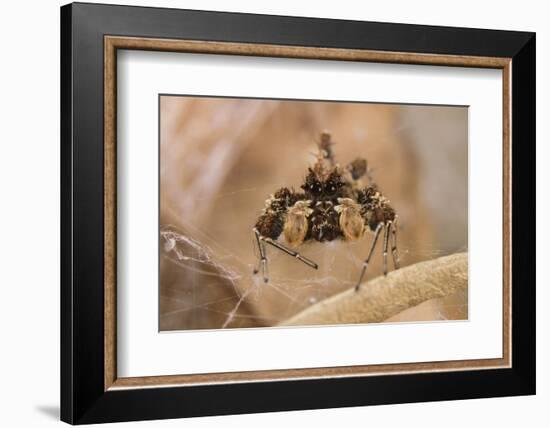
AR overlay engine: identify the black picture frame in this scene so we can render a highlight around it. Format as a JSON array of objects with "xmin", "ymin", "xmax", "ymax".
[{"xmin": 61, "ymin": 2, "xmax": 535, "ymax": 424}]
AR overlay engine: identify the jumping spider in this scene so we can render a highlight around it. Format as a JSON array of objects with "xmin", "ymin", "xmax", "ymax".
[{"xmin": 253, "ymin": 131, "xmax": 400, "ymax": 291}]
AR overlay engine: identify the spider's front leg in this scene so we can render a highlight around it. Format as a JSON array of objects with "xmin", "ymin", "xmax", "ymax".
[
  {"xmin": 252, "ymin": 228, "xmax": 318, "ymax": 283},
  {"xmin": 390, "ymin": 216, "xmax": 401, "ymax": 269},
  {"xmin": 355, "ymin": 222, "xmax": 385, "ymax": 291},
  {"xmin": 255, "ymin": 227, "xmax": 318, "ymax": 268},
  {"xmin": 354, "ymin": 220, "xmax": 401, "ymax": 290},
  {"xmin": 350, "ymin": 185, "xmax": 402, "ymax": 291},
  {"xmin": 252, "ymin": 228, "xmax": 269, "ymax": 282},
  {"xmin": 253, "ymin": 190, "xmax": 318, "ymax": 283},
  {"xmin": 335, "ymin": 197, "xmax": 388, "ymax": 290}
]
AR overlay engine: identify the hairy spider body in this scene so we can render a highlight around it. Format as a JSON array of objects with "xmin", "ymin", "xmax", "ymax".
[
  {"xmin": 307, "ymin": 199, "xmax": 342, "ymax": 242},
  {"xmin": 253, "ymin": 132, "xmax": 400, "ymax": 290}
]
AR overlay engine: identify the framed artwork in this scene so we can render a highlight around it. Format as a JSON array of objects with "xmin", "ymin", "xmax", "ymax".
[{"xmin": 60, "ymin": 2, "xmax": 535, "ymax": 424}]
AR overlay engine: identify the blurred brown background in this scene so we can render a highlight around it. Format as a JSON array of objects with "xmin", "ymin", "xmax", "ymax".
[{"xmin": 159, "ymin": 96, "xmax": 468, "ymax": 331}]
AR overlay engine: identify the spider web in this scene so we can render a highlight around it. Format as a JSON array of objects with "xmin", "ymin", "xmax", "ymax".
[
  {"xmin": 160, "ymin": 223, "xmax": 348, "ymax": 330},
  {"xmin": 158, "ymin": 217, "xmax": 457, "ymax": 331}
]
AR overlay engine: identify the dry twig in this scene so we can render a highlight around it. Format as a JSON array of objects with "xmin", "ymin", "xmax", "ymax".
[{"xmin": 280, "ymin": 252, "xmax": 467, "ymax": 326}]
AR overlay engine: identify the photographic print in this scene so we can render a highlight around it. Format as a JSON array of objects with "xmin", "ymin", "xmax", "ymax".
[
  {"xmin": 62, "ymin": 7, "xmax": 533, "ymax": 422},
  {"xmin": 159, "ymin": 95, "xmax": 468, "ymax": 331}
]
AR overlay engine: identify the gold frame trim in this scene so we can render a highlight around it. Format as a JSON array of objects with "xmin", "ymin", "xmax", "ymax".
[{"xmin": 104, "ymin": 36, "xmax": 512, "ymax": 391}]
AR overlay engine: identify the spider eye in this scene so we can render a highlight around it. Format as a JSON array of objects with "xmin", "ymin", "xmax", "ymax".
[
  {"xmin": 307, "ymin": 181, "xmax": 323, "ymax": 195},
  {"xmin": 331, "ymin": 186, "xmax": 335, "ymax": 192}
]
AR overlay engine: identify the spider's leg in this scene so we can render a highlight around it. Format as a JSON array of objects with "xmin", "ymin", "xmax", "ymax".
[
  {"xmin": 252, "ymin": 229, "xmax": 263, "ymax": 274},
  {"xmin": 391, "ymin": 217, "xmax": 401, "ymax": 270},
  {"xmin": 355, "ymin": 222, "xmax": 384, "ymax": 292},
  {"xmin": 252, "ymin": 228, "xmax": 269, "ymax": 283},
  {"xmin": 261, "ymin": 236, "xmax": 318, "ymax": 270},
  {"xmin": 382, "ymin": 223, "xmax": 390, "ymax": 276}
]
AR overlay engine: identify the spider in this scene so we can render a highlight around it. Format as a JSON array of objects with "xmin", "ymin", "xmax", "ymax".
[{"xmin": 252, "ymin": 131, "xmax": 401, "ymax": 291}]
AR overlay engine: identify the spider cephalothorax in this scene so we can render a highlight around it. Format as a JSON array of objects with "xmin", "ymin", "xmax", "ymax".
[{"xmin": 253, "ymin": 132, "xmax": 400, "ymax": 290}]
